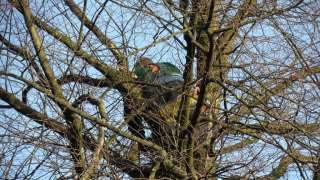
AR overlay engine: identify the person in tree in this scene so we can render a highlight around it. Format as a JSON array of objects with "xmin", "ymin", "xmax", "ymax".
[
  {"xmin": 128, "ymin": 57, "xmax": 185, "ymax": 162},
  {"xmin": 129, "ymin": 57, "xmax": 211, "ymax": 162}
]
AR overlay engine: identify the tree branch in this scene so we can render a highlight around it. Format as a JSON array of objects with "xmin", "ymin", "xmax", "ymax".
[
  {"xmin": 18, "ymin": 0, "xmax": 64, "ymax": 99},
  {"xmin": 9, "ymin": 0, "xmax": 127, "ymax": 85},
  {"xmin": 64, "ymin": 0, "xmax": 128, "ymax": 68},
  {"xmin": 0, "ymin": 87, "xmax": 66, "ymax": 135}
]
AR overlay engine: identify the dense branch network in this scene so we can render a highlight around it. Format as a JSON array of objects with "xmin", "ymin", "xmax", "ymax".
[{"xmin": 0, "ymin": 0, "xmax": 319, "ymax": 179}]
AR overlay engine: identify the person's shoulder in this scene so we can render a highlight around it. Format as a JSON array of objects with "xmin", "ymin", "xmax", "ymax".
[
  {"xmin": 157, "ymin": 62, "xmax": 181, "ymax": 74},
  {"xmin": 157, "ymin": 62, "xmax": 174, "ymax": 66}
]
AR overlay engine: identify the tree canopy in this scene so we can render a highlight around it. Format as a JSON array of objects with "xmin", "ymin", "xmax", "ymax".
[{"xmin": 0, "ymin": 0, "xmax": 319, "ymax": 179}]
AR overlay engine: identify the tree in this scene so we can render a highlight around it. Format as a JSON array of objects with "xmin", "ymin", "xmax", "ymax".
[{"xmin": 0, "ymin": 0, "xmax": 319, "ymax": 179}]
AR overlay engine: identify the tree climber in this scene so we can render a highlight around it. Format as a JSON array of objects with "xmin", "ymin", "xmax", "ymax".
[
  {"xmin": 127, "ymin": 57, "xmax": 185, "ymax": 162},
  {"xmin": 128, "ymin": 57, "xmax": 213, "ymax": 162}
]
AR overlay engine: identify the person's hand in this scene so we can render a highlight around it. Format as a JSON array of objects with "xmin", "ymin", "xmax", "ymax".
[{"xmin": 193, "ymin": 80, "xmax": 201, "ymax": 97}]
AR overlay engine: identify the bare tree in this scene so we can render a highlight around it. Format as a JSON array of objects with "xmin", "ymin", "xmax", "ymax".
[{"xmin": 0, "ymin": 0, "xmax": 319, "ymax": 179}]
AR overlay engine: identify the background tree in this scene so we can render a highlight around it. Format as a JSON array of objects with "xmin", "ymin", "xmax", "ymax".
[{"xmin": 0, "ymin": 0, "xmax": 319, "ymax": 179}]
